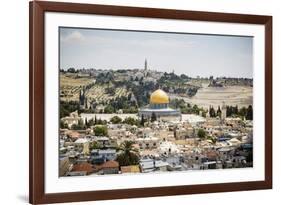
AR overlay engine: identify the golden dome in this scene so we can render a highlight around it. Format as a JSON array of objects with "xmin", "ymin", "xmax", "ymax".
[{"xmin": 150, "ymin": 89, "xmax": 169, "ymax": 104}]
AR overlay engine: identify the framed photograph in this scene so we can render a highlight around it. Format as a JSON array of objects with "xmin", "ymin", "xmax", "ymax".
[{"xmin": 29, "ymin": 1, "xmax": 272, "ymax": 204}]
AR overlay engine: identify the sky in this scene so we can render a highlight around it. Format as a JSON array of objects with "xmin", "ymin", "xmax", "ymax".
[{"xmin": 59, "ymin": 27, "xmax": 253, "ymax": 78}]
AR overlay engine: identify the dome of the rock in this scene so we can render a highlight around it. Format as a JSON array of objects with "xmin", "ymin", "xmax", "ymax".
[
  {"xmin": 139, "ymin": 88, "xmax": 181, "ymax": 120},
  {"xmin": 150, "ymin": 89, "xmax": 169, "ymax": 104}
]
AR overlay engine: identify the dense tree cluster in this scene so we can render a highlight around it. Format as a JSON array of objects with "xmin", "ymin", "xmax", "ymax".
[
  {"xmin": 60, "ymin": 70, "xmax": 254, "ymax": 121},
  {"xmin": 207, "ymin": 105, "xmax": 253, "ymax": 120},
  {"xmin": 116, "ymin": 141, "xmax": 139, "ymax": 166},
  {"xmin": 110, "ymin": 116, "xmax": 122, "ymax": 124},
  {"xmin": 127, "ymin": 82, "xmax": 156, "ymax": 107},
  {"xmin": 69, "ymin": 116, "xmax": 108, "ymax": 130},
  {"xmin": 209, "ymin": 106, "xmax": 221, "ymax": 118},
  {"xmin": 93, "ymin": 125, "xmax": 108, "ymax": 136},
  {"xmin": 109, "ymin": 116, "xmax": 141, "ymax": 126},
  {"xmin": 170, "ymin": 99, "xmax": 205, "ymax": 115},
  {"xmin": 60, "ymin": 101, "xmax": 80, "ymax": 118},
  {"xmin": 226, "ymin": 105, "xmax": 253, "ymax": 120},
  {"xmin": 71, "ymin": 119, "xmax": 86, "ymax": 130},
  {"xmin": 103, "ymin": 95, "xmax": 138, "ymax": 114},
  {"xmin": 95, "ymin": 72, "xmax": 114, "ymax": 84},
  {"xmin": 123, "ymin": 117, "xmax": 140, "ymax": 126},
  {"xmin": 67, "ymin": 67, "xmax": 78, "ymax": 73},
  {"xmin": 60, "ymin": 120, "xmax": 68, "ymax": 129}
]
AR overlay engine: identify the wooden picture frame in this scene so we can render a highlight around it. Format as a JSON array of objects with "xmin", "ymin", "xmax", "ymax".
[{"xmin": 29, "ymin": 1, "xmax": 272, "ymax": 204}]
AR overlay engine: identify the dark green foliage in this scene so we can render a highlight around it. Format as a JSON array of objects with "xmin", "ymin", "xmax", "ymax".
[
  {"xmin": 201, "ymin": 111, "xmax": 207, "ymax": 118},
  {"xmin": 91, "ymin": 141, "xmax": 101, "ymax": 150},
  {"xmin": 95, "ymin": 118, "xmax": 107, "ymax": 125},
  {"xmin": 116, "ymin": 141, "xmax": 139, "ymax": 166},
  {"xmin": 170, "ymin": 98, "xmax": 186, "ymax": 109},
  {"xmin": 96, "ymin": 72, "xmax": 114, "ymax": 84},
  {"xmin": 104, "ymin": 96, "xmax": 138, "ymax": 114},
  {"xmin": 60, "ymin": 120, "xmax": 68, "ymax": 129},
  {"xmin": 151, "ymin": 112, "xmax": 157, "ymax": 122},
  {"xmin": 87, "ymin": 118, "xmax": 95, "ymax": 127},
  {"xmin": 105, "ymin": 87, "xmax": 115, "ymax": 95},
  {"xmin": 225, "ymin": 105, "xmax": 252, "ymax": 120},
  {"xmin": 238, "ymin": 107, "xmax": 247, "ymax": 118},
  {"xmin": 110, "ymin": 116, "xmax": 122, "ymax": 124},
  {"xmin": 192, "ymin": 104, "xmax": 200, "ymax": 115},
  {"xmin": 104, "ymin": 105, "xmax": 115, "ymax": 113},
  {"xmin": 197, "ymin": 129, "xmax": 206, "ymax": 139},
  {"xmin": 186, "ymin": 87, "xmax": 198, "ymax": 97},
  {"xmin": 60, "ymin": 101, "xmax": 79, "ymax": 118},
  {"xmin": 226, "ymin": 105, "xmax": 239, "ymax": 117},
  {"xmin": 67, "ymin": 67, "xmax": 77, "ymax": 73},
  {"xmin": 217, "ymin": 106, "xmax": 222, "ymax": 118},
  {"xmin": 170, "ymin": 99, "xmax": 204, "ymax": 115},
  {"xmin": 94, "ymin": 125, "xmax": 108, "ymax": 136},
  {"xmin": 246, "ymin": 105, "xmax": 253, "ymax": 120},
  {"xmin": 71, "ymin": 119, "xmax": 85, "ymax": 130},
  {"xmin": 209, "ymin": 106, "xmax": 217, "ymax": 117},
  {"xmin": 123, "ymin": 117, "xmax": 140, "ymax": 126},
  {"xmin": 140, "ymin": 114, "xmax": 145, "ymax": 126},
  {"xmin": 207, "ymin": 136, "xmax": 217, "ymax": 144}
]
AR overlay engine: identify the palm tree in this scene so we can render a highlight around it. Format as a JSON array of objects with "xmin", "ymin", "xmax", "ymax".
[{"xmin": 116, "ymin": 141, "xmax": 139, "ymax": 166}]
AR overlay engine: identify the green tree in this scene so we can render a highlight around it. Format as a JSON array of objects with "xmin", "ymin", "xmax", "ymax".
[
  {"xmin": 207, "ymin": 136, "xmax": 217, "ymax": 144},
  {"xmin": 110, "ymin": 116, "xmax": 122, "ymax": 124},
  {"xmin": 71, "ymin": 119, "xmax": 85, "ymax": 130},
  {"xmin": 209, "ymin": 106, "xmax": 216, "ymax": 118},
  {"xmin": 123, "ymin": 117, "xmax": 139, "ymax": 126},
  {"xmin": 91, "ymin": 141, "xmax": 101, "ymax": 150},
  {"xmin": 104, "ymin": 105, "xmax": 115, "ymax": 113},
  {"xmin": 234, "ymin": 105, "xmax": 239, "ymax": 115},
  {"xmin": 217, "ymin": 106, "xmax": 222, "ymax": 118},
  {"xmin": 116, "ymin": 141, "xmax": 139, "ymax": 166},
  {"xmin": 96, "ymin": 118, "xmax": 107, "ymax": 125},
  {"xmin": 60, "ymin": 120, "xmax": 68, "ymax": 129},
  {"xmin": 140, "ymin": 114, "xmax": 145, "ymax": 126},
  {"xmin": 94, "ymin": 125, "xmax": 108, "ymax": 136},
  {"xmin": 238, "ymin": 107, "xmax": 247, "ymax": 118},
  {"xmin": 94, "ymin": 115, "xmax": 97, "ymax": 125},
  {"xmin": 85, "ymin": 118, "xmax": 88, "ymax": 127},
  {"xmin": 201, "ymin": 110, "xmax": 207, "ymax": 118},
  {"xmin": 197, "ymin": 129, "xmax": 206, "ymax": 139},
  {"xmin": 246, "ymin": 105, "xmax": 253, "ymax": 120},
  {"xmin": 151, "ymin": 112, "xmax": 157, "ymax": 122},
  {"xmin": 60, "ymin": 101, "xmax": 79, "ymax": 118},
  {"xmin": 87, "ymin": 118, "xmax": 95, "ymax": 127},
  {"xmin": 67, "ymin": 67, "xmax": 76, "ymax": 73}
]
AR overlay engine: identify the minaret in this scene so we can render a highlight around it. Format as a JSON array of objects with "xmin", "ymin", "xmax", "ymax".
[
  {"xmin": 144, "ymin": 58, "xmax": 148, "ymax": 77},
  {"xmin": 144, "ymin": 58, "xmax": 147, "ymax": 71}
]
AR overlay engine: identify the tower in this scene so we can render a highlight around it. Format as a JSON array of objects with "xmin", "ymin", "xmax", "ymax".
[
  {"xmin": 144, "ymin": 58, "xmax": 148, "ymax": 77},
  {"xmin": 144, "ymin": 58, "xmax": 147, "ymax": 71}
]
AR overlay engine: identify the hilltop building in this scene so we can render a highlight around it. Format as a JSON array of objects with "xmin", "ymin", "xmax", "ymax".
[{"xmin": 139, "ymin": 89, "xmax": 181, "ymax": 120}]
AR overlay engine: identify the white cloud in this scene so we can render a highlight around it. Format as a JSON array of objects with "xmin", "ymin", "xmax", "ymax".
[{"xmin": 61, "ymin": 31, "xmax": 85, "ymax": 43}]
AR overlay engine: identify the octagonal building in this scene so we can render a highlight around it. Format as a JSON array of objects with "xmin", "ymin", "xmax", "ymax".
[{"xmin": 139, "ymin": 89, "xmax": 181, "ymax": 120}]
